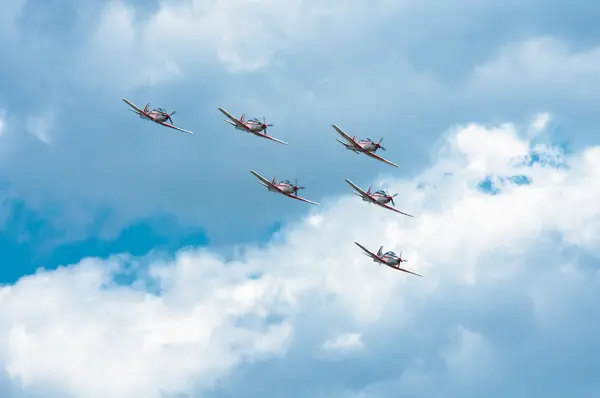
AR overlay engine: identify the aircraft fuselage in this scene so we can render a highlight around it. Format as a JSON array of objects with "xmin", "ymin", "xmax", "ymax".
[
  {"xmin": 340, "ymin": 140, "xmax": 378, "ymax": 153},
  {"xmin": 141, "ymin": 111, "xmax": 168, "ymax": 123},
  {"xmin": 377, "ymin": 254, "xmax": 400, "ymax": 266},
  {"xmin": 274, "ymin": 183, "xmax": 295, "ymax": 194},
  {"xmin": 364, "ymin": 192, "xmax": 391, "ymax": 204},
  {"xmin": 232, "ymin": 120, "xmax": 266, "ymax": 133},
  {"xmin": 262, "ymin": 182, "xmax": 295, "ymax": 195},
  {"xmin": 356, "ymin": 141, "xmax": 378, "ymax": 152}
]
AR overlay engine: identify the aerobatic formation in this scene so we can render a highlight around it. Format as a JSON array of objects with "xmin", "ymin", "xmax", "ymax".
[{"xmin": 121, "ymin": 98, "xmax": 424, "ymax": 277}]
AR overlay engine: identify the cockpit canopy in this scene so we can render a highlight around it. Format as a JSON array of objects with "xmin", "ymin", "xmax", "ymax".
[
  {"xmin": 384, "ymin": 251, "xmax": 396, "ymax": 257},
  {"xmin": 374, "ymin": 190, "xmax": 388, "ymax": 196},
  {"xmin": 281, "ymin": 180, "xmax": 293, "ymax": 185},
  {"xmin": 249, "ymin": 118, "xmax": 262, "ymax": 124}
]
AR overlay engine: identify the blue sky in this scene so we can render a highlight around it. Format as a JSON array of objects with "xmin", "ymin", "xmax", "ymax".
[{"xmin": 1, "ymin": 1, "xmax": 600, "ymax": 397}]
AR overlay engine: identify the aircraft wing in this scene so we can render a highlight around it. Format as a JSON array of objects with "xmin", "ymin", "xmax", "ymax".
[
  {"xmin": 285, "ymin": 193, "xmax": 320, "ymax": 206},
  {"xmin": 344, "ymin": 179, "xmax": 369, "ymax": 198},
  {"xmin": 365, "ymin": 152, "xmax": 399, "ymax": 168},
  {"xmin": 122, "ymin": 98, "xmax": 147, "ymax": 116},
  {"xmin": 156, "ymin": 120, "xmax": 194, "ymax": 135},
  {"xmin": 218, "ymin": 107, "xmax": 248, "ymax": 129},
  {"xmin": 254, "ymin": 132, "xmax": 288, "ymax": 145},
  {"xmin": 378, "ymin": 203, "xmax": 413, "ymax": 217},
  {"xmin": 354, "ymin": 242, "xmax": 383, "ymax": 262},
  {"xmin": 332, "ymin": 124, "xmax": 360, "ymax": 149},
  {"xmin": 250, "ymin": 170, "xmax": 282, "ymax": 192},
  {"xmin": 394, "ymin": 266, "xmax": 424, "ymax": 277}
]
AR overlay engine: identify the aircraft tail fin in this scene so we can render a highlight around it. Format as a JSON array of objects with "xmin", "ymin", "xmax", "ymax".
[{"xmin": 377, "ymin": 246, "xmax": 383, "ymax": 256}]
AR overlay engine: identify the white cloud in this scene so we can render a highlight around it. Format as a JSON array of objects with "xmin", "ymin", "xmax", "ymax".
[
  {"xmin": 464, "ymin": 37, "xmax": 600, "ymax": 102},
  {"xmin": 322, "ymin": 333, "xmax": 363, "ymax": 352},
  {"xmin": 3, "ymin": 0, "xmax": 600, "ymax": 247},
  {"xmin": 72, "ymin": 0, "xmax": 398, "ymax": 89},
  {"xmin": 1, "ymin": 114, "xmax": 600, "ymax": 397},
  {"xmin": 531, "ymin": 112, "xmax": 551, "ymax": 133},
  {"xmin": 0, "ymin": 257, "xmax": 293, "ymax": 398},
  {"xmin": 26, "ymin": 113, "xmax": 54, "ymax": 145}
]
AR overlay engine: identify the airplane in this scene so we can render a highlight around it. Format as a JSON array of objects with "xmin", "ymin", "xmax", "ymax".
[
  {"xmin": 250, "ymin": 170, "xmax": 319, "ymax": 205},
  {"xmin": 122, "ymin": 98, "xmax": 194, "ymax": 135},
  {"xmin": 218, "ymin": 108, "xmax": 288, "ymax": 145},
  {"xmin": 331, "ymin": 124, "xmax": 399, "ymax": 168},
  {"xmin": 345, "ymin": 179, "xmax": 413, "ymax": 217},
  {"xmin": 354, "ymin": 241, "xmax": 423, "ymax": 277}
]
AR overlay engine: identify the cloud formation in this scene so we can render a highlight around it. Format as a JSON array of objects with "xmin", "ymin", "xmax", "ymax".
[
  {"xmin": 1, "ymin": 116, "xmax": 599, "ymax": 397},
  {"xmin": 1, "ymin": 0, "xmax": 600, "ymax": 245}
]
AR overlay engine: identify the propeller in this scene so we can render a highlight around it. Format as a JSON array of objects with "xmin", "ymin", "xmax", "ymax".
[
  {"xmin": 292, "ymin": 178, "xmax": 305, "ymax": 195},
  {"xmin": 166, "ymin": 111, "xmax": 176, "ymax": 124},
  {"xmin": 376, "ymin": 137, "xmax": 386, "ymax": 151},
  {"xmin": 261, "ymin": 116, "xmax": 274, "ymax": 133},
  {"xmin": 398, "ymin": 251, "xmax": 407, "ymax": 263},
  {"xmin": 388, "ymin": 193, "xmax": 398, "ymax": 207}
]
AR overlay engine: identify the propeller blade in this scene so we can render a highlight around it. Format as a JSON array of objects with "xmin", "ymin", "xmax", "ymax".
[
  {"xmin": 398, "ymin": 251, "xmax": 406, "ymax": 263},
  {"xmin": 391, "ymin": 198, "xmax": 395, "ymax": 206}
]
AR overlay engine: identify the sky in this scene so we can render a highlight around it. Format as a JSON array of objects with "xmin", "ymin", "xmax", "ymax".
[{"xmin": 0, "ymin": 0, "xmax": 600, "ymax": 397}]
